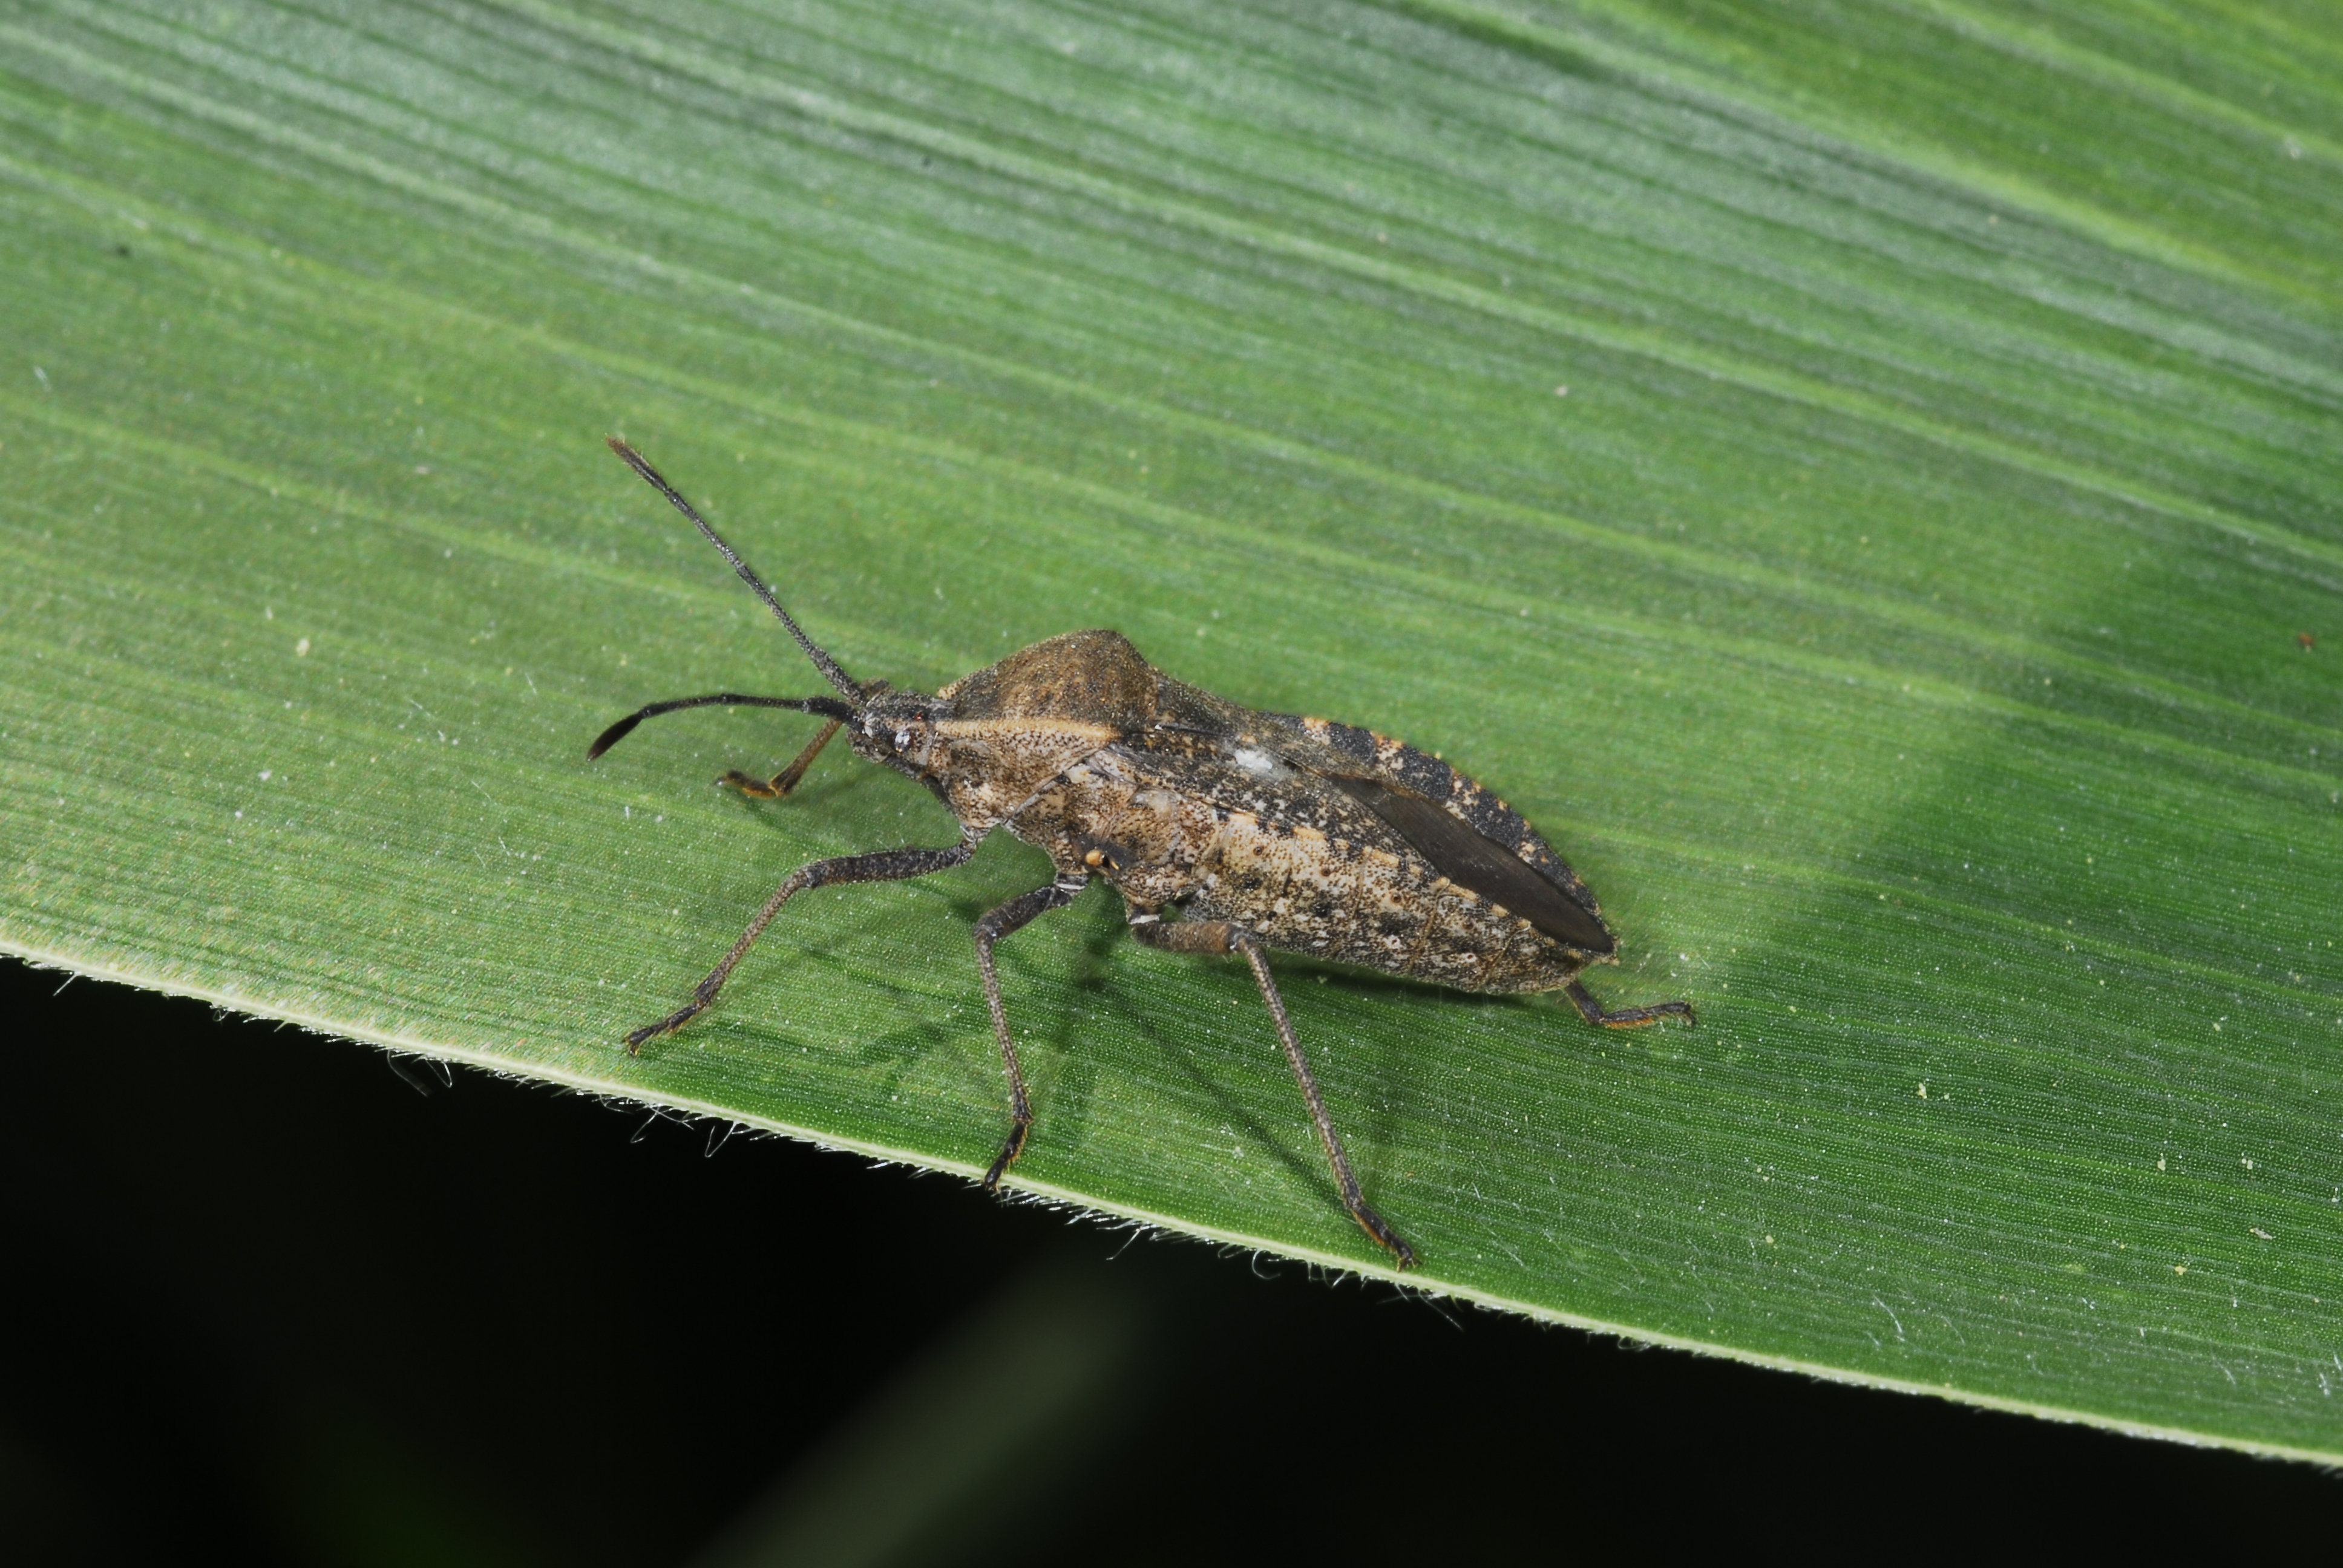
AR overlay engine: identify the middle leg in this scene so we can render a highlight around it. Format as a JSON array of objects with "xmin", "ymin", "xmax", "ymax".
[
  {"xmin": 1128, "ymin": 911, "xmax": 1417, "ymax": 1269},
  {"xmin": 972, "ymin": 873, "xmax": 1090, "ymax": 1190}
]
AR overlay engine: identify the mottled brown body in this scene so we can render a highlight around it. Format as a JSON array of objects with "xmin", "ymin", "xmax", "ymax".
[
  {"xmin": 589, "ymin": 440, "xmax": 1692, "ymax": 1270},
  {"xmin": 949, "ymin": 634, "xmax": 1607, "ymax": 996}
]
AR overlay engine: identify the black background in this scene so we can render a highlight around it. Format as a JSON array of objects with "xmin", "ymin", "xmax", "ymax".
[{"xmin": 2, "ymin": 956, "xmax": 2333, "ymax": 1564}]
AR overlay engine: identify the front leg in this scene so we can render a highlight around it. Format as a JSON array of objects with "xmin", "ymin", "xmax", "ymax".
[
  {"xmin": 626, "ymin": 838, "xmax": 977, "ymax": 1052},
  {"xmin": 720, "ymin": 717, "xmax": 843, "ymax": 799},
  {"xmin": 973, "ymin": 873, "xmax": 1090, "ymax": 1189},
  {"xmin": 1127, "ymin": 910, "xmax": 1417, "ymax": 1270}
]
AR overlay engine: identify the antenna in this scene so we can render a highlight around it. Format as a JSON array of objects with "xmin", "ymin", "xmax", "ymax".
[{"xmin": 606, "ymin": 437, "xmax": 864, "ymax": 705}]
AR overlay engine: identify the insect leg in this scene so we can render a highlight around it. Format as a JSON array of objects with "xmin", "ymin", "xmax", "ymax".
[
  {"xmin": 1564, "ymin": 979, "xmax": 1697, "ymax": 1028},
  {"xmin": 972, "ymin": 875, "xmax": 1089, "ymax": 1191},
  {"xmin": 1128, "ymin": 914, "xmax": 1417, "ymax": 1270},
  {"xmin": 624, "ymin": 839, "xmax": 976, "ymax": 1053},
  {"xmin": 720, "ymin": 717, "xmax": 843, "ymax": 799}
]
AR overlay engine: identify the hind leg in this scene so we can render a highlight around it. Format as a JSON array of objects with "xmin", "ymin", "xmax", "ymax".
[
  {"xmin": 1129, "ymin": 912, "xmax": 1415, "ymax": 1270},
  {"xmin": 1566, "ymin": 978, "xmax": 1697, "ymax": 1028}
]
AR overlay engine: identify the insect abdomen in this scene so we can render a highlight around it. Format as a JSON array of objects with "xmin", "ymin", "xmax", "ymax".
[{"xmin": 1188, "ymin": 811, "xmax": 1576, "ymax": 994}]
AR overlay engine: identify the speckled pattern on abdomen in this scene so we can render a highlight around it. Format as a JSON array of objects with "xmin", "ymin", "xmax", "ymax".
[
  {"xmin": 1006, "ymin": 742, "xmax": 1588, "ymax": 995},
  {"xmin": 1185, "ymin": 809, "xmax": 1573, "ymax": 994}
]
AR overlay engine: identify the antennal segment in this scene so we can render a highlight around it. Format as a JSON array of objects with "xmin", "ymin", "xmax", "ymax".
[
  {"xmin": 586, "ymin": 692, "xmax": 856, "ymax": 761},
  {"xmin": 606, "ymin": 437, "xmax": 865, "ymax": 705}
]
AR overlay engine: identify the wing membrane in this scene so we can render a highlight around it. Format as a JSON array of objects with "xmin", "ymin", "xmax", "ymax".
[{"xmin": 1326, "ymin": 774, "xmax": 1614, "ymax": 955}]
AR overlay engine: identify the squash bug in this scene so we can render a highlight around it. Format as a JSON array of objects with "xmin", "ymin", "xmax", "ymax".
[{"xmin": 589, "ymin": 439, "xmax": 1693, "ymax": 1268}]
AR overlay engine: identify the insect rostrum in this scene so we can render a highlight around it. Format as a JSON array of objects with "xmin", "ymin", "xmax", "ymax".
[{"xmin": 589, "ymin": 438, "xmax": 1694, "ymax": 1269}]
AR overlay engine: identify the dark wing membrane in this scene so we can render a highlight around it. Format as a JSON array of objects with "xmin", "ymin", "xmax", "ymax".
[
  {"xmin": 1237, "ymin": 703, "xmax": 1612, "ymax": 949},
  {"xmin": 1328, "ymin": 776, "xmax": 1614, "ymax": 955}
]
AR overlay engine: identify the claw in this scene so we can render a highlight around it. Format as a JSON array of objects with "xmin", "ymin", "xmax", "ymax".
[
  {"xmin": 1352, "ymin": 1201, "xmax": 1417, "ymax": 1270},
  {"xmin": 982, "ymin": 1120, "xmax": 1032, "ymax": 1191},
  {"xmin": 624, "ymin": 1004, "xmax": 698, "ymax": 1054}
]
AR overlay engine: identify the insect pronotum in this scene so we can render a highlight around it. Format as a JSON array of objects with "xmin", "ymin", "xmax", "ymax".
[{"xmin": 589, "ymin": 439, "xmax": 1694, "ymax": 1268}]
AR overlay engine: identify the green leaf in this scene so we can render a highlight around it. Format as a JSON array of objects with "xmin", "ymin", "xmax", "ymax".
[{"xmin": 4, "ymin": 0, "xmax": 2338, "ymax": 1457}]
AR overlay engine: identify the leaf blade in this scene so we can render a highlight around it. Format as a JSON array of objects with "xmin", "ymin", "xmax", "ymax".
[{"xmin": 4, "ymin": 0, "xmax": 2339, "ymax": 1457}]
